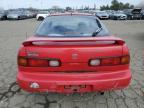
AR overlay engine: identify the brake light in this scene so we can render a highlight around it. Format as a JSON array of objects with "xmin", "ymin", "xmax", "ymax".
[
  {"xmin": 89, "ymin": 55, "xmax": 130, "ymax": 66},
  {"xmin": 101, "ymin": 57, "xmax": 121, "ymax": 65},
  {"xmin": 28, "ymin": 59, "xmax": 48, "ymax": 67},
  {"xmin": 121, "ymin": 55, "xmax": 130, "ymax": 64},
  {"xmin": 18, "ymin": 57, "xmax": 28, "ymax": 66},
  {"xmin": 18, "ymin": 57, "xmax": 60, "ymax": 67}
]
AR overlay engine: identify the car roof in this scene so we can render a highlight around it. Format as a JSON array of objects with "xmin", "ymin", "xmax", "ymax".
[{"xmin": 49, "ymin": 12, "xmax": 95, "ymax": 17}]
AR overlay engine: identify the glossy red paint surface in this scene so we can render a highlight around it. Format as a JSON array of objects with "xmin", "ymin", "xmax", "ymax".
[{"xmin": 17, "ymin": 14, "xmax": 131, "ymax": 93}]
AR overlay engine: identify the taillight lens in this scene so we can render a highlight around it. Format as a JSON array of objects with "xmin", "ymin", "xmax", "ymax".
[
  {"xmin": 101, "ymin": 57, "xmax": 121, "ymax": 65},
  {"xmin": 18, "ymin": 57, "xmax": 60, "ymax": 67},
  {"xmin": 121, "ymin": 55, "xmax": 130, "ymax": 64},
  {"xmin": 89, "ymin": 55, "xmax": 130, "ymax": 66},
  {"xmin": 28, "ymin": 59, "xmax": 49, "ymax": 67},
  {"xmin": 18, "ymin": 57, "xmax": 28, "ymax": 66}
]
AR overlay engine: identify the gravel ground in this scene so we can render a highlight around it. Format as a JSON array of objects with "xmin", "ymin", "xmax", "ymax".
[{"xmin": 0, "ymin": 19, "xmax": 144, "ymax": 108}]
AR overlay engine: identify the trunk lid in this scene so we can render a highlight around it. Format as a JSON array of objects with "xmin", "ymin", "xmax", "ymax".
[{"xmin": 21, "ymin": 36, "xmax": 125, "ymax": 72}]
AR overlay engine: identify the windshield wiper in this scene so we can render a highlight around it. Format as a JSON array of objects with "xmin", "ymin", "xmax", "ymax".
[{"xmin": 92, "ymin": 27, "xmax": 102, "ymax": 37}]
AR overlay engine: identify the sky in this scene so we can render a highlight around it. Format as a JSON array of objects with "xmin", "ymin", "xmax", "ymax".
[{"xmin": 0, "ymin": 0, "xmax": 141, "ymax": 10}]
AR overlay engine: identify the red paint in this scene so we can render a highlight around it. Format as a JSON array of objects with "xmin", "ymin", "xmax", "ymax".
[{"xmin": 17, "ymin": 14, "xmax": 131, "ymax": 93}]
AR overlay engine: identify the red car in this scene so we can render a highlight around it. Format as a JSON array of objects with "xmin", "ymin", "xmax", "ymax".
[{"xmin": 17, "ymin": 13, "xmax": 131, "ymax": 93}]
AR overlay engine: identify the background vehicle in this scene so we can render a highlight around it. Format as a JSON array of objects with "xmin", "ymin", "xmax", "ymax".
[
  {"xmin": 36, "ymin": 10, "xmax": 49, "ymax": 21},
  {"xmin": 124, "ymin": 8, "xmax": 142, "ymax": 20},
  {"xmin": 0, "ymin": 10, "xmax": 7, "ymax": 20},
  {"xmin": 95, "ymin": 11, "xmax": 109, "ymax": 20},
  {"xmin": 7, "ymin": 10, "xmax": 27, "ymax": 20},
  {"xmin": 141, "ymin": 10, "xmax": 144, "ymax": 20},
  {"xmin": 17, "ymin": 13, "xmax": 131, "ymax": 93},
  {"xmin": 110, "ymin": 11, "xmax": 127, "ymax": 20},
  {"xmin": 24, "ymin": 11, "xmax": 34, "ymax": 18}
]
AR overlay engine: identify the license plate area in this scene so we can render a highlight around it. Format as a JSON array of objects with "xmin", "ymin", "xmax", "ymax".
[
  {"xmin": 59, "ymin": 85, "xmax": 92, "ymax": 93},
  {"xmin": 64, "ymin": 85, "xmax": 86, "ymax": 89}
]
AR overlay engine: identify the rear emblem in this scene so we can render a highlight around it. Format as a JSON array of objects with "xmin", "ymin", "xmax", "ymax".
[
  {"xmin": 72, "ymin": 54, "xmax": 78, "ymax": 59},
  {"xmin": 27, "ymin": 52, "xmax": 39, "ymax": 57}
]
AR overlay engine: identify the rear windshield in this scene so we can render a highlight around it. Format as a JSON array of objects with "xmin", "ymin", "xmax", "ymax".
[{"xmin": 35, "ymin": 15, "xmax": 110, "ymax": 37}]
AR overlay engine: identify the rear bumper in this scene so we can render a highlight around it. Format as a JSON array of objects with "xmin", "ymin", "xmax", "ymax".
[
  {"xmin": 118, "ymin": 17, "xmax": 127, "ymax": 20},
  {"xmin": 99, "ymin": 17, "xmax": 109, "ymax": 20},
  {"xmin": 17, "ymin": 70, "xmax": 131, "ymax": 93}
]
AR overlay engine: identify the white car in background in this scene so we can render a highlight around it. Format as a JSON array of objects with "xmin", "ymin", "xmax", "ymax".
[
  {"xmin": 95, "ymin": 11, "xmax": 109, "ymax": 20},
  {"xmin": 36, "ymin": 11, "xmax": 49, "ymax": 21}
]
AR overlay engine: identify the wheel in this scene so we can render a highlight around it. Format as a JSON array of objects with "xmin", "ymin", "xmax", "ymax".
[
  {"xmin": 1, "ymin": 16, "xmax": 7, "ymax": 20},
  {"xmin": 38, "ymin": 17, "xmax": 44, "ymax": 21},
  {"xmin": 127, "ymin": 16, "xmax": 132, "ymax": 20},
  {"xmin": 4, "ymin": 16, "xmax": 7, "ymax": 20},
  {"xmin": 98, "ymin": 92, "xmax": 105, "ymax": 95},
  {"xmin": 18, "ymin": 16, "xmax": 21, "ymax": 20}
]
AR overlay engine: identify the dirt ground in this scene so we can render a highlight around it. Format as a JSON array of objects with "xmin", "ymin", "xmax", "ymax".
[{"xmin": 0, "ymin": 19, "xmax": 144, "ymax": 108}]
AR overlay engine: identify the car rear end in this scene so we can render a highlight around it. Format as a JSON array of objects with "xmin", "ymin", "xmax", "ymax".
[
  {"xmin": 17, "ymin": 14, "xmax": 131, "ymax": 93},
  {"xmin": 116, "ymin": 14, "xmax": 127, "ymax": 20},
  {"xmin": 96, "ymin": 11, "xmax": 109, "ymax": 20},
  {"xmin": 131, "ymin": 8, "xmax": 142, "ymax": 20}
]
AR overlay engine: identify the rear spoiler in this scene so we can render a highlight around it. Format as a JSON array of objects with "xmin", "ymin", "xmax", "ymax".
[{"xmin": 23, "ymin": 38, "xmax": 125, "ymax": 46}]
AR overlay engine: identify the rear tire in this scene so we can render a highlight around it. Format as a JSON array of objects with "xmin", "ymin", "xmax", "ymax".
[
  {"xmin": 99, "ymin": 92, "xmax": 104, "ymax": 95},
  {"xmin": 18, "ymin": 16, "xmax": 21, "ymax": 20},
  {"xmin": 38, "ymin": 17, "xmax": 44, "ymax": 21},
  {"xmin": 127, "ymin": 16, "xmax": 133, "ymax": 20}
]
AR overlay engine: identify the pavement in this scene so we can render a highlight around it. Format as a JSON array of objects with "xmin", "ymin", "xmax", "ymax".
[{"xmin": 0, "ymin": 19, "xmax": 144, "ymax": 108}]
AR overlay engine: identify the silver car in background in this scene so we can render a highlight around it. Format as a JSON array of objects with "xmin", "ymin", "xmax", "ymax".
[
  {"xmin": 110, "ymin": 11, "xmax": 127, "ymax": 20},
  {"xmin": 7, "ymin": 10, "xmax": 27, "ymax": 20},
  {"xmin": 95, "ymin": 11, "xmax": 109, "ymax": 20},
  {"xmin": 0, "ymin": 10, "xmax": 7, "ymax": 20}
]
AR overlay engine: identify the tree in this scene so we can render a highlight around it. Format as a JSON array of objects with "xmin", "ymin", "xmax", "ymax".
[
  {"xmin": 119, "ymin": 2, "xmax": 124, "ymax": 9},
  {"xmin": 66, "ymin": 7, "xmax": 72, "ymax": 11},
  {"xmin": 100, "ymin": 0, "xmax": 134, "ymax": 11},
  {"xmin": 111, "ymin": 0, "xmax": 120, "ymax": 10},
  {"xmin": 100, "ymin": 5, "xmax": 110, "ymax": 11},
  {"xmin": 84, "ymin": 6, "xmax": 89, "ymax": 10},
  {"xmin": 52, "ymin": 5, "xmax": 60, "ymax": 10},
  {"xmin": 123, "ymin": 3, "xmax": 134, "ymax": 9}
]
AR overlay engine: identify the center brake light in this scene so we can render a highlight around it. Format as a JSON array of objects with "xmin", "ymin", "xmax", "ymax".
[
  {"xmin": 18, "ymin": 57, "xmax": 61, "ymax": 67},
  {"xmin": 89, "ymin": 55, "xmax": 130, "ymax": 66}
]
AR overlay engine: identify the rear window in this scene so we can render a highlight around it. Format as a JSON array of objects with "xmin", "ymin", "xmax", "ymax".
[{"xmin": 35, "ymin": 15, "xmax": 110, "ymax": 37}]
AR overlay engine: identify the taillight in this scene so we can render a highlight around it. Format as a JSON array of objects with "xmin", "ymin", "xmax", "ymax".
[
  {"xmin": 18, "ymin": 57, "xmax": 28, "ymax": 66},
  {"xmin": 101, "ymin": 57, "xmax": 121, "ymax": 65},
  {"xmin": 18, "ymin": 57, "xmax": 61, "ymax": 67},
  {"xmin": 28, "ymin": 59, "xmax": 49, "ymax": 67},
  {"xmin": 121, "ymin": 55, "xmax": 130, "ymax": 64},
  {"xmin": 89, "ymin": 55, "xmax": 130, "ymax": 66}
]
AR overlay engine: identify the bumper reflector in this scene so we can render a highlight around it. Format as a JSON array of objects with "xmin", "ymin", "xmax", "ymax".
[{"xmin": 30, "ymin": 82, "xmax": 40, "ymax": 89}]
